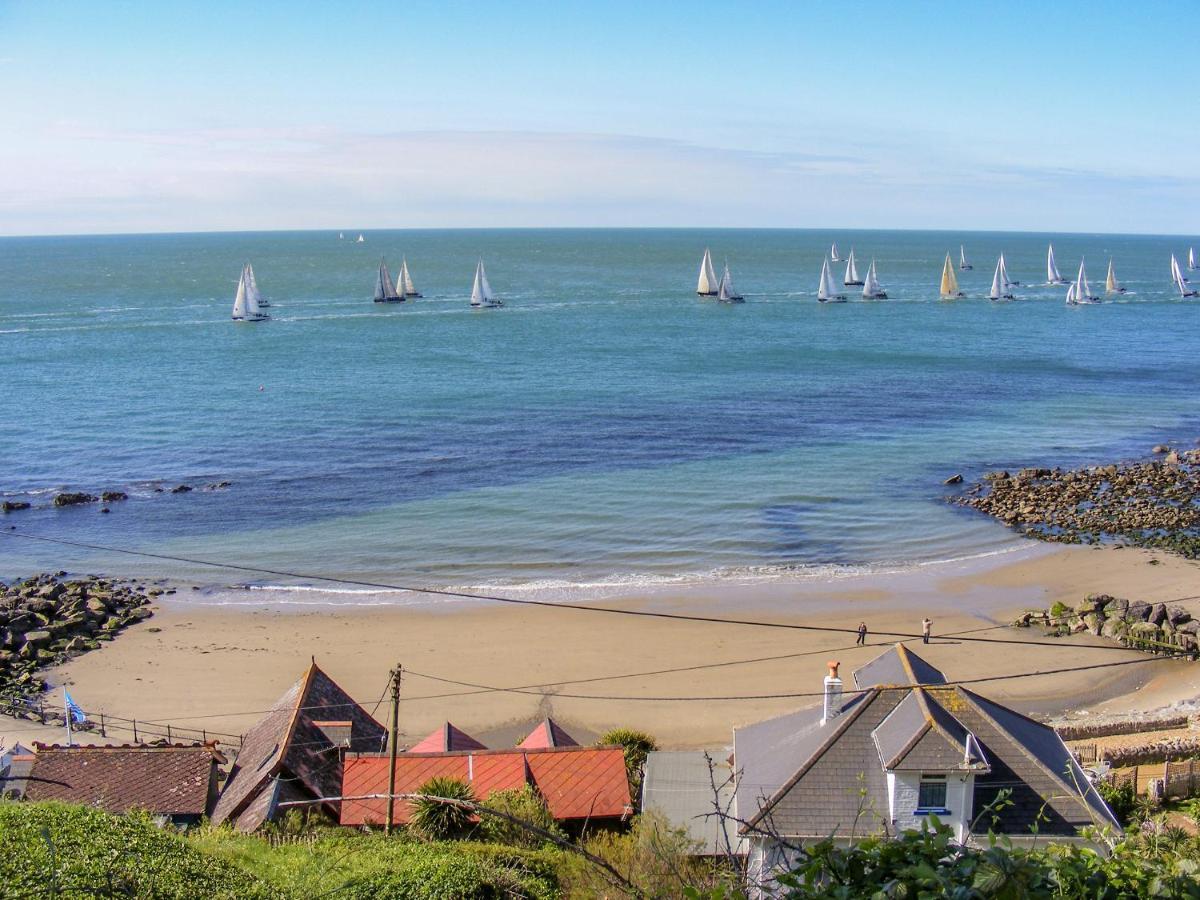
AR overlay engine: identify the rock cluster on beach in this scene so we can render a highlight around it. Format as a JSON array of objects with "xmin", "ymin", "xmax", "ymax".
[
  {"xmin": 0, "ymin": 573, "xmax": 157, "ymax": 709},
  {"xmin": 1014, "ymin": 593, "xmax": 1199, "ymax": 653},
  {"xmin": 1, "ymin": 481, "xmax": 233, "ymax": 515},
  {"xmin": 951, "ymin": 446, "xmax": 1200, "ymax": 558}
]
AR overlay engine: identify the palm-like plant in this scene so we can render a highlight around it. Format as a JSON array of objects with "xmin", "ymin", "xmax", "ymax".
[{"xmin": 409, "ymin": 777, "xmax": 477, "ymax": 840}]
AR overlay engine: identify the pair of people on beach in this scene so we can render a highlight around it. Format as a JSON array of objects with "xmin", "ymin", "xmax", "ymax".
[{"xmin": 854, "ymin": 618, "xmax": 931, "ymax": 646}]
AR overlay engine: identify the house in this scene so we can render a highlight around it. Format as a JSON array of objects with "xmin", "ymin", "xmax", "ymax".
[
  {"xmin": 0, "ymin": 743, "xmax": 35, "ymax": 801},
  {"xmin": 17, "ymin": 743, "xmax": 225, "ymax": 826},
  {"xmin": 211, "ymin": 660, "xmax": 387, "ymax": 831},
  {"xmin": 731, "ymin": 645, "xmax": 1118, "ymax": 885},
  {"xmin": 340, "ymin": 718, "xmax": 632, "ymax": 831},
  {"xmin": 641, "ymin": 750, "xmax": 737, "ymax": 855}
]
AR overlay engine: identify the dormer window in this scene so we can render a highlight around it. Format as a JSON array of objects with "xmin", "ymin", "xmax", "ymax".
[{"xmin": 916, "ymin": 775, "xmax": 948, "ymax": 813}]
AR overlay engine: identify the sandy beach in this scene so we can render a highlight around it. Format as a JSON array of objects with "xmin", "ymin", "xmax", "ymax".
[{"xmin": 9, "ymin": 544, "xmax": 1198, "ymax": 752}]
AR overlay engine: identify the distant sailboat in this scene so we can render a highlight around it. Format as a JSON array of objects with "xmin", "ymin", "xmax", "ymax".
[
  {"xmin": 1105, "ymin": 259, "xmax": 1125, "ymax": 295},
  {"xmin": 1172, "ymin": 254, "xmax": 1198, "ymax": 297},
  {"xmin": 400, "ymin": 258, "xmax": 422, "ymax": 298},
  {"xmin": 843, "ymin": 249, "xmax": 863, "ymax": 286},
  {"xmin": 830, "ymin": 243, "xmax": 841, "ymax": 262},
  {"xmin": 862, "ymin": 259, "xmax": 887, "ymax": 299},
  {"xmin": 817, "ymin": 258, "xmax": 847, "ymax": 303},
  {"xmin": 939, "ymin": 253, "xmax": 963, "ymax": 299},
  {"xmin": 989, "ymin": 257, "xmax": 1015, "ymax": 301},
  {"xmin": 1046, "ymin": 244, "xmax": 1067, "ymax": 285},
  {"xmin": 374, "ymin": 258, "xmax": 402, "ymax": 303},
  {"xmin": 356, "ymin": 234, "xmax": 365, "ymax": 243},
  {"xmin": 339, "ymin": 232, "xmax": 345, "ymax": 240},
  {"xmin": 231, "ymin": 264, "xmax": 269, "ymax": 321},
  {"xmin": 696, "ymin": 248, "xmax": 719, "ymax": 296},
  {"xmin": 245, "ymin": 262, "xmax": 269, "ymax": 307},
  {"xmin": 959, "ymin": 245, "xmax": 972, "ymax": 271},
  {"xmin": 717, "ymin": 262, "xmax": 745, "ymax": 303},
  {"xmin": 1070, "ymin": 259, "xmax": 1100, "ymax": 304},
  {"xmin": 1189, "ymin": 248, "xmax": 1197, "ymax": 271},
  {"xmin": 470, "ymin": 259, "xmax": 503, "ymax": 308}
]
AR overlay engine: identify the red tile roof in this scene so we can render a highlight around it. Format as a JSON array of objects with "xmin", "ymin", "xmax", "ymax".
[
  {"xmin": 518, "ymin": 718, "xmax": 579, "ymax": 749},
  {"xmin": 340, "ymin": 746, "xmax": 630, "ymax": 826},
  {"xmin": 24, "ymin": 744, "xmax": 223, "ymax": 817},
  {"xmin": 409, "ymin": 723, "xmax": 487, "ymax": 753}
]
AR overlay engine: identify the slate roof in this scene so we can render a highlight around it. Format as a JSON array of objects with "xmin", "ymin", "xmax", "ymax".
[
  {"xmin": 0, "ymin": 753, "xmax": 35, "ymax": 800},
  {"xmin": 211, "ymin": 661, "xmax": 387, "ymax": 831},
  {"xmin": 735, "ymin": 644, "xmax": 1117, "ymax": 840},
  {"xmin": 22, "ymin": 744, "xmax": 223, "ymax": 817},
  {"xmin": 340, "ymin": 745, "xmax": 631, "ymax": 826},
  {"xmin": 409, "ymin": 722, "xmax": 488, "ymax": 753},
  {"xmin": 642, "ymin": 751, "xmax": 738, "ymax": 855},
  {"xmin": 518, "ymin": 718, "xmax": 579, "ymax": 749}
]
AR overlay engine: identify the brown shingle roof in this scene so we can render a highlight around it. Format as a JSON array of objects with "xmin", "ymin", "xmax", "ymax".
[{"xmin": 24, "ymin": 744, "xmax": 222, "ymax": 817}]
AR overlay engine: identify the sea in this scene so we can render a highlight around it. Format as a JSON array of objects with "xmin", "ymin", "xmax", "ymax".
[{"xmin": 1, "ymin": 228, "xmax": 1197, "ymax": 605}]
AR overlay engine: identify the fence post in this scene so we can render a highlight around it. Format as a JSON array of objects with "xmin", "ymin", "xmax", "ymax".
[
  {"xmin": 99, "ymin": 713, "xmax": 106, "ymax": 738},
  {"xmin": 167, "ymin": 725, "xmax": 172, "ymax": 744},
  {"xmin": 133, "ymin": 720, "xmax": 138, "ymax": 743}
]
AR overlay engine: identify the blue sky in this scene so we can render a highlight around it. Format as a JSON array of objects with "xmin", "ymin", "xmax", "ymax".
[{"xmin": 0, "ymin": 1, "xmax": 1195, "ymax": 235}]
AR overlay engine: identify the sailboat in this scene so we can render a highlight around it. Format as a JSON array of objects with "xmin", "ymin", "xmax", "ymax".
[
  {"xmin": 989, "ymin": 257, "xmax": 1015, "ymax": 301},
  {"xmin": 245, "ymin": 262, "xmax": 269, "ymax": 307},
  {"xmin": 696, "ymin": 248, "xmax": 719, "ymax": 296},
  {"xmin": 470, "ymin": 259, "xmax": 503, "ymax": 308},
  {"xmin": 717, "ymin": 262, "xmax": 745, "ymax": 303},
  {"xmin": 339, "ymin": 232, "xmax": 344, "ymax": 240},
  {"xmin": 939, "ymin": 253, "xmax": 963, "ymax": 299},
  {"xmin": 1068, "ymin": 259, "xmax": 1100, "ymax": 304},
  {"xmin": 399, "ymin": 258, "xmax": 421, "ymax": 298},
  {"xmin": 862, "ymin": 259, "xmax": 887, "ymax": 299},
  {"xmin": 1105, "ymin": 259, "xmax": 1125, "ymax": 295},
  {"xmin": 1064, "ymin": 283, "xmax": 1077, "ymax": 305},
  {"xmin": 959, "ymin": 245, "xmax": 972, "ymax": 270},
  {"xmin": 231, "ymin": 264, "xmax": 269, "ymax": 321},
  {"xmin": 1171, "ymin": 254, "xmax": 1198, "ymax": 297},
  {"xmin": 843, "ymin": 249, "xmax": 863, "ymax": 286},
  {"xmin": 1000, "ymin": 254, "xmax": 1020, "ymax": 287},
  {"xmin": 356, "ymin": 234, "xmax": 365, "ymax": 243},
  {"xmin": 1189, "ymin": 248, "xmax": 1197, "ymax": 271},
  {"xmin": 817, "ymin": 258, "xmax": 847, "ymax": 302},
  {"xmin": 830, "ymin": 243, "xmax": 841, "ymax": 262},
  {"xmin": 1046, "ymin": 244, "xmax": 1067, "ymax": 285},
  {"xmin": 374, "ymin": 258, "xmax": 402, "ymax": 303}
]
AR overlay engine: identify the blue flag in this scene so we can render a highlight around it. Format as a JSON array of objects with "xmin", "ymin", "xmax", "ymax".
[{"xmin": 63, "ymin": 690, "xmax": 86, "ymax": 725}]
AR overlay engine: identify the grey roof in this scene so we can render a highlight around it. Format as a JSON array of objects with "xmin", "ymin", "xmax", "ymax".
[
  {"xmin": 735, "ymin": 644, "xmax": 1118, "ymax": 840},
  {"xmin": 641, "ymin": 751, "xmax": 738, "ymax": 855},
  {"xmin": 0, "ymin": 753, "xmax": 34, "ymax": 800},
  {"xmin": 853, "ymin": 644, "xmax": 946, "ymax": 689}
]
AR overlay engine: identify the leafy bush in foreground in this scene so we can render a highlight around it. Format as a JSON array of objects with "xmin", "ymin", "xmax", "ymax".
[{"xmin": 0, "ymin": 802, "xmax": 278, "ymax": 899}]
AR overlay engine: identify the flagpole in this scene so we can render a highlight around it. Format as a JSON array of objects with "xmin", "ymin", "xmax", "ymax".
[{"xmin": 64, "ymin": 687, "xmax": 72, "ymax": 747}]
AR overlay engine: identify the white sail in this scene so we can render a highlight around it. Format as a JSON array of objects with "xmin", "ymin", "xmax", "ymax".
[
  {"xmin": 718, "ymin": 263, "xmax": 743, "ymax": 302},
  {"xmin": 999, "ymin": 254, "xmax": 1015, "ymax": 289},
  {"xmin": 356, "ymin": 234, "xmax": 365, "ymax": 243},
  {"xmin": 989, "ymin": 258, "xmax": 1004, "ymax": 300},
  {"xmin": 697, "ymin": 248, "xmax": 719, "ymax": 295},
  {"xmin": 245, "ymin": 262, "xmax": 268, "ymax": 307},
  {"xmin": 843, "ymin": 249, "xmax": 861, "ymax": 285},
  {"xmin": 959, "ymin": 245, "xmax": 969, "ymax": 269},
  {"xmin": 862, "ymin": 260, "xmax": 885, "ymax": 299},
  {"xmin": 471, "ymin": 259, "xmax": 500, "ymax": 307},
  {"xmin": 817, "ymin": 259, "xmax": 831, "ymax": 301},
  {"xmin": 1190, "ymin": 247, "xmax": 1197, "ymax": 271},
  {"xmin": 940, "ymin": 253, "xmax": 960, "ymax": 298},
  {"xmin": 232, "ymin": 267, "xmax": 249, "ymax": 319},
  {"xmin": 831, "ymin": 243, "xmax": 841, "ymax": 262},
  {"xmin": 1076, "ymin": 259, "xmax": 1096, "ymax": 301},
  {"xmin": 1065, "ymin": 282, "xmax": 1077, "ymax": 305},
  {"xmin": 1105, "ymin": 259, "xmax": 1122, "ymax": 294},
  {"xmin": 1047, "ymin": 244, "xmax": 1064, "ymax": 284},
  {"xmin": 1174, "ymin": 253, "xmax": 1191, "ymax": 285},
  {"xmin": 400, "ymin": 258, "xmax": 419, "ymax": 296},
  {"xmin": 375, "ymin": 258, "xmax": 398, "ymax": 301}
]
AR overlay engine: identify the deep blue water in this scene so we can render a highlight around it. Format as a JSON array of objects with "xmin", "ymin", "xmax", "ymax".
[{"xmin": 2, "ymin": 228, "xmax": 1197, "ymax": 600}]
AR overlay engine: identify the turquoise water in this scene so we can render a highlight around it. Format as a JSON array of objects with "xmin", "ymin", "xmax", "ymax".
[{"xmin": 1, "ymin": 229, "xmax": 1198, "ymax": 601}]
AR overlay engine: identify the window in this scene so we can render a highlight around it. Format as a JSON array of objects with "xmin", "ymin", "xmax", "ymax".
[{"xmin": 917, "ymin": 777, "xmax": 947, "ymax": 812}]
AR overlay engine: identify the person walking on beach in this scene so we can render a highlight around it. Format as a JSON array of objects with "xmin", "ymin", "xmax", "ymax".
[
  {"xmin": 856, "ymin": 622, "xmax": 868, "ymax": 646},
  {"xmin": 922, "ymin": 617, "xmax": 932, "ymax": 644}
]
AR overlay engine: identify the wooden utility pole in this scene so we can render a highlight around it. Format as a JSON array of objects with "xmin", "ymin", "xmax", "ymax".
[{"xmin": 385, "ymin": 664, "xmax": 403, "ymax": 835}]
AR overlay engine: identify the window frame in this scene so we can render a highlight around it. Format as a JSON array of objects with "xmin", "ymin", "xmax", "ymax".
[{"xmin": 915, "ymin": 775, "xmax": 949, "ymax": 814}]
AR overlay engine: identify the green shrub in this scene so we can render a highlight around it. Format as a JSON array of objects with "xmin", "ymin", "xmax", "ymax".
[
  {"xmin": 596, "ymin": 728, "xmax": 659, "ymax": 800},
  {"xmin": 479, "ymin": 786, "xmax": 565, "ymax": 848},
  {"xmin": 1098, "ymin": 778, "xmax": 1138, "ymax": 824},
  {"xmin": 0, "ymin": 802, "xmax": 279, "ymax": 898},
  {"xmin": 409, "ymin": 776, "xmax": 477, "ymax": 840}
]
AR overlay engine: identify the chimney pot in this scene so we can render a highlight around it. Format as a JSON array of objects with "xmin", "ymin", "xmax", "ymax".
[
  {"xmin": 822, "ymin": 660, "xmax": 844, "ymax": 725},
  {"xmin": 827, "ymin": 660, "xmax": 840, "ymax": 679}
]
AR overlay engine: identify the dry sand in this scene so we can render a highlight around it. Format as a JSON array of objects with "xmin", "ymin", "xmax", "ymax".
[{"xmin": 7, "ymin": 544, "xmax": 1199, "ymax": 751}]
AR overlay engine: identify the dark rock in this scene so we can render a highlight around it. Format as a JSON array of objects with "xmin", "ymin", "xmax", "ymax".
[
  {"xmin": 100, "ymin": 507, "xmax": 110, "ymax": 514},
  {"xmin": 1, "ymin": 501, "xmax": 31, "ymax": 512},
  {"xmin": 1168, "ymin": 607, "xmax": 1192, "ymax": 626},
  {"xmin": 53, "ymin": 492, "xmax": 97, "ymax": 507},
  {"xmin": 1127, "ymin": 601, "xmax": 1152, "ymax": 622},
  {"xmin": 100, "ymin": 491, "xmax": 128, "ymax": 502},
  {"xmin": 22, "ymin": 630, "xmax": 51, "ymax": 647},
  {"xmin": 1153, "ymin": 445, "xmax": 1170, "ymax": 454},
  {"xmin": 170, "ymin": 484, "xmax": 193, "ymax": 494},
  {"xmin": 1149, "ymin": 603, "xmax": 1168, "ymax": 627},
  {"xmin": 943, "ymin": 474, "xmax": 963, "ymax": 485}
]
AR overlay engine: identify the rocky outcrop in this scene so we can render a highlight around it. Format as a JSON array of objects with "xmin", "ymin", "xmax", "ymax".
[
  {"xmin": 1014, "ymin": 593, "xmax": 1197, "ymax": 655},
  {"xmin": 53, "ymin": 492, "xmax": 97, "ymax": 507},
  {"xmin": 0, "ymin": 573, "xmax": 156, "ymax": 709},
  {"xmin": 949, "ymin": 449, "xmax": 1200, "ymax": 558}
]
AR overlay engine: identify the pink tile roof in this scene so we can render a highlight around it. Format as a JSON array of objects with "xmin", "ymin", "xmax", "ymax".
[
  {"xmin": 518, "ymin": 718, "xmax": 579, "ymax": 749},
  {"xmin": 409, "ymin": 722, "xmax": 487, "ymax": 753}
]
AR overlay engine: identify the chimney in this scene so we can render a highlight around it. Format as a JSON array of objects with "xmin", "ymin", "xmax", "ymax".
[{"xmin": 821, "ymin": 660, "xmax": 843, "ymax": 726}]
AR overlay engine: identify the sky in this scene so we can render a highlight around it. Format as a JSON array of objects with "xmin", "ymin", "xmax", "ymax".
[{"xmin": 0, "ymin": 1, "xmax": 1196, "ymax": 236}]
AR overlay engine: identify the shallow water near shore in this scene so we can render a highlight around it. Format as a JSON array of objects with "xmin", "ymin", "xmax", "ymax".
[{"xmin": 2, "ymin": 228, "xmax": 1198, "ymax": 601}]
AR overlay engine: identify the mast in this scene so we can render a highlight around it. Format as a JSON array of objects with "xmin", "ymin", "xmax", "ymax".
[
  {"xmin": 1047, "ymin": 244, "xmax": 1063, "ymax": 284},
  {"xmin": 940, "ymin": 253, "xmax": 960, "ymax": 297}
]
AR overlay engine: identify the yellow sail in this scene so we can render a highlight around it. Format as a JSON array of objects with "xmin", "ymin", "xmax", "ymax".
[
  {"xmin": 1105, "ymin": 259, "xmax": 1118, "ymax": 294},
  {"xmin": 940, "ymin": 253, "xmax": 960, "ymax": 298}
]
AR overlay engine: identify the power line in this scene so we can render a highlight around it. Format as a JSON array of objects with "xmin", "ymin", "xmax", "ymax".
[{"xmin": 0, "ymin": 529, "xmax": 1165, "ymax": 653}]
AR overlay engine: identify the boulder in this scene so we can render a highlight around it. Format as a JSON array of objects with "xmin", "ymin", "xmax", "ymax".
[
  {"xmin": 53, "ymin": 492, "xmax": 97, "ymax": 507},
  {"xmin": 170, "ymin": 484, "xmax": 193, "ymax": 494},
  {"xmin": 1127, "ymin": 601, "xmax": 1152, "ymax": 622},
  {"xmin": 1070, "ymin": 617, "xmax": 1088, "ymax": 634},
  {"xmin": 1102, "ymin": 597, "xmax": 1130, "ymax": 619},
  {"xmin": 1153, "ymin": 445, "xmax": 1170, "ymax": 454},
  {"xmin": 1178, "ymin": 621, "xmax": 1200, "ymax": 636},
  {"xmin": 1075, "ymin": 597, "xmax": 1103, "ymax": 615},
  {"xmin": 1, "ymin": 501, "xmax": 31, "ymax": 512},
  {"xmin": 944, "ymin": 474, "xmax": 964, "ymax": 485},
  {"xmin": 1128, "ymin": 622, "xmax": 1161, "ymax": 641},
  {"xmin": 100, "ymin": 491, "xmax": 128, "ymax": 502},
  {"xmin": 22, "ymin": 630, "xmax": 51, "ymax": 647},
  {"xmin": 1102, "ymin": 617, "xmax": 1129, "ymax": 640},
  {"xmin": 1167, "ymin": 606, "xmax": 1191, "ymax": 626},
  {"xmin": 1150, "ymin": 603, "xmax": 1168, "ymax": 627},
  {"xmin": 1084, "ymin": 613, "xmax": 1104, "ymax": 636}
]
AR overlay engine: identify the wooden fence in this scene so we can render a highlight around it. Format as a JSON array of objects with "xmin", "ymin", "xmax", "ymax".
[{"xmin": 1164, "ymin": 760, "xmax": 1200, "ymax": 799}]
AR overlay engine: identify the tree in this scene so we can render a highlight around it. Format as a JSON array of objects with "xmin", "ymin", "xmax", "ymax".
[
  {"xmin": 409, "ymin": 777, "xmax": 477, "ymax": 840},
  {"xmin": 597, "ymin": 728, "xmax": 659, "ymax": 803}
]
